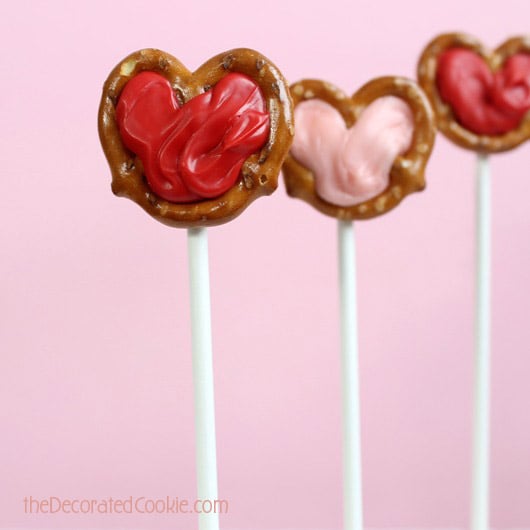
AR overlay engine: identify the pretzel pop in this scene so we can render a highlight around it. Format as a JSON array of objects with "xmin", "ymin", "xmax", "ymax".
[
  {"xmin": 99, "ymin": 48, "xmax": 294, "ymax": 227},
  {"xmin": 418, "ymin": 32, "xmax": 530, "ymax": 530}
]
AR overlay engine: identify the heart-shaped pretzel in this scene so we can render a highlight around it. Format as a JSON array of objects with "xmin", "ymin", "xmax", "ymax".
[
  {"xmin": 98, "ymin": 48, "xmax": 294, "ymax": 228},
  {"xmin": 282, "ymin": 78, "xmax": 435, "ymax": 220},
  {"xmin": 418, "ymin": 33, "xmax": 530, "ymax": 152}
]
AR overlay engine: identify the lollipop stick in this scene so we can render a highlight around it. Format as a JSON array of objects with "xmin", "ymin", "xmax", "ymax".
[
  {"xmin": 338, "ymin": 220, "xmax": 363, "ymax": 530},
  {"xmin": 187, "ymin": 227, "xmax": 220, "ymax": 530},
  {"xmin": 471, "ymin": 154, "xmax": 491, "ymax": 530}
]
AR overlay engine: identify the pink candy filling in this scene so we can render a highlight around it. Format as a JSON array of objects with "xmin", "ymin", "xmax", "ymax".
[{"xmin": 291, "ymin": 96, "xmax": 415, "ymax": 207}]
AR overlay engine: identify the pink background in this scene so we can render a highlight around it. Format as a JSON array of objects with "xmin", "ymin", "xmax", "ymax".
[{"xmin": 1, "ymin": 0, "xmax": 530, "ymax": 528}]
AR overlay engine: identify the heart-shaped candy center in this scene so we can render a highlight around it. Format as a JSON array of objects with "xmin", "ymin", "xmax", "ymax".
[
  {"xmin": 116, "ymin": 72, "xmax": 270, "ymax": 203},
  {"xmin": 290, "ymin": 97, "xmax": 414, "ymax": 207},
  {"xmin": 436, "ymin": 49, "xmax": 530, "ymax": 135}
]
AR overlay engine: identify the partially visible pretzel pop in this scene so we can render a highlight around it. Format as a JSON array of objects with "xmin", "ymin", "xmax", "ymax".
[
  {"xmin": 418, "ymin": 33, "xmax": 530, "ymax": 152},
  {"xmin": 282, "ymin": 77, "xmax": 435, "ymax": 220},
  {"xmin": 99, "ymin": 48, "xmax": 294, "ymax": 227},
  {"xmin": 418, "ymin": 32, "xmax": 530, "ymax": 530}
]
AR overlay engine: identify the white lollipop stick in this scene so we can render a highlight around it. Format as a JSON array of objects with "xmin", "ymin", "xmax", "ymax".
[
  {"xmin": 471, "ymin": 154, "xmax": 491, "ymax": 530},
  {"xmin": 188, "ymin": 227, "xmax": 220, "ymax": 530},
  {"xmin": 338, "ymin": 220, "xmax": 363, "ymax": 530}
]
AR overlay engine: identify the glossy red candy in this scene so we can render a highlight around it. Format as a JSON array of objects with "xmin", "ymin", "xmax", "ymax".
[
  {"xmin": 436, "ymin": 48, "xmax": 530, "ymax": 135},
  {"xmin": 116, "ymin": 72, "xmax": 270, "ymax": 203}
]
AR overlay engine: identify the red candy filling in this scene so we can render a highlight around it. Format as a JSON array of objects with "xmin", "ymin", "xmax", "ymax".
[
  {"xmin": 116, "ymin": 72, "xmax": 270, "ymax": 203},
  {"xmin": 436, "ymin": 48, "xmax": 530, "ymax": 135}
]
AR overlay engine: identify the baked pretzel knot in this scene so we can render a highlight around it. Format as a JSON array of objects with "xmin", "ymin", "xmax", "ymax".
[
  {"xmin": 418, "ymin": 33, "xmax": 530, "ymax": 152},
  {"xmin": 99, "ymin": 48, "xmax": 294, "ymax": 228},
  {"xmin": 282, "ymin": 78, "xmax": 435, "ymax": 220}
]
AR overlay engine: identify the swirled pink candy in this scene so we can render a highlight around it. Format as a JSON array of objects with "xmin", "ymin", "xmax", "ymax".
[{"xmin": 291, "ymin": 97, "xmax": 414, "ymax": 207}]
